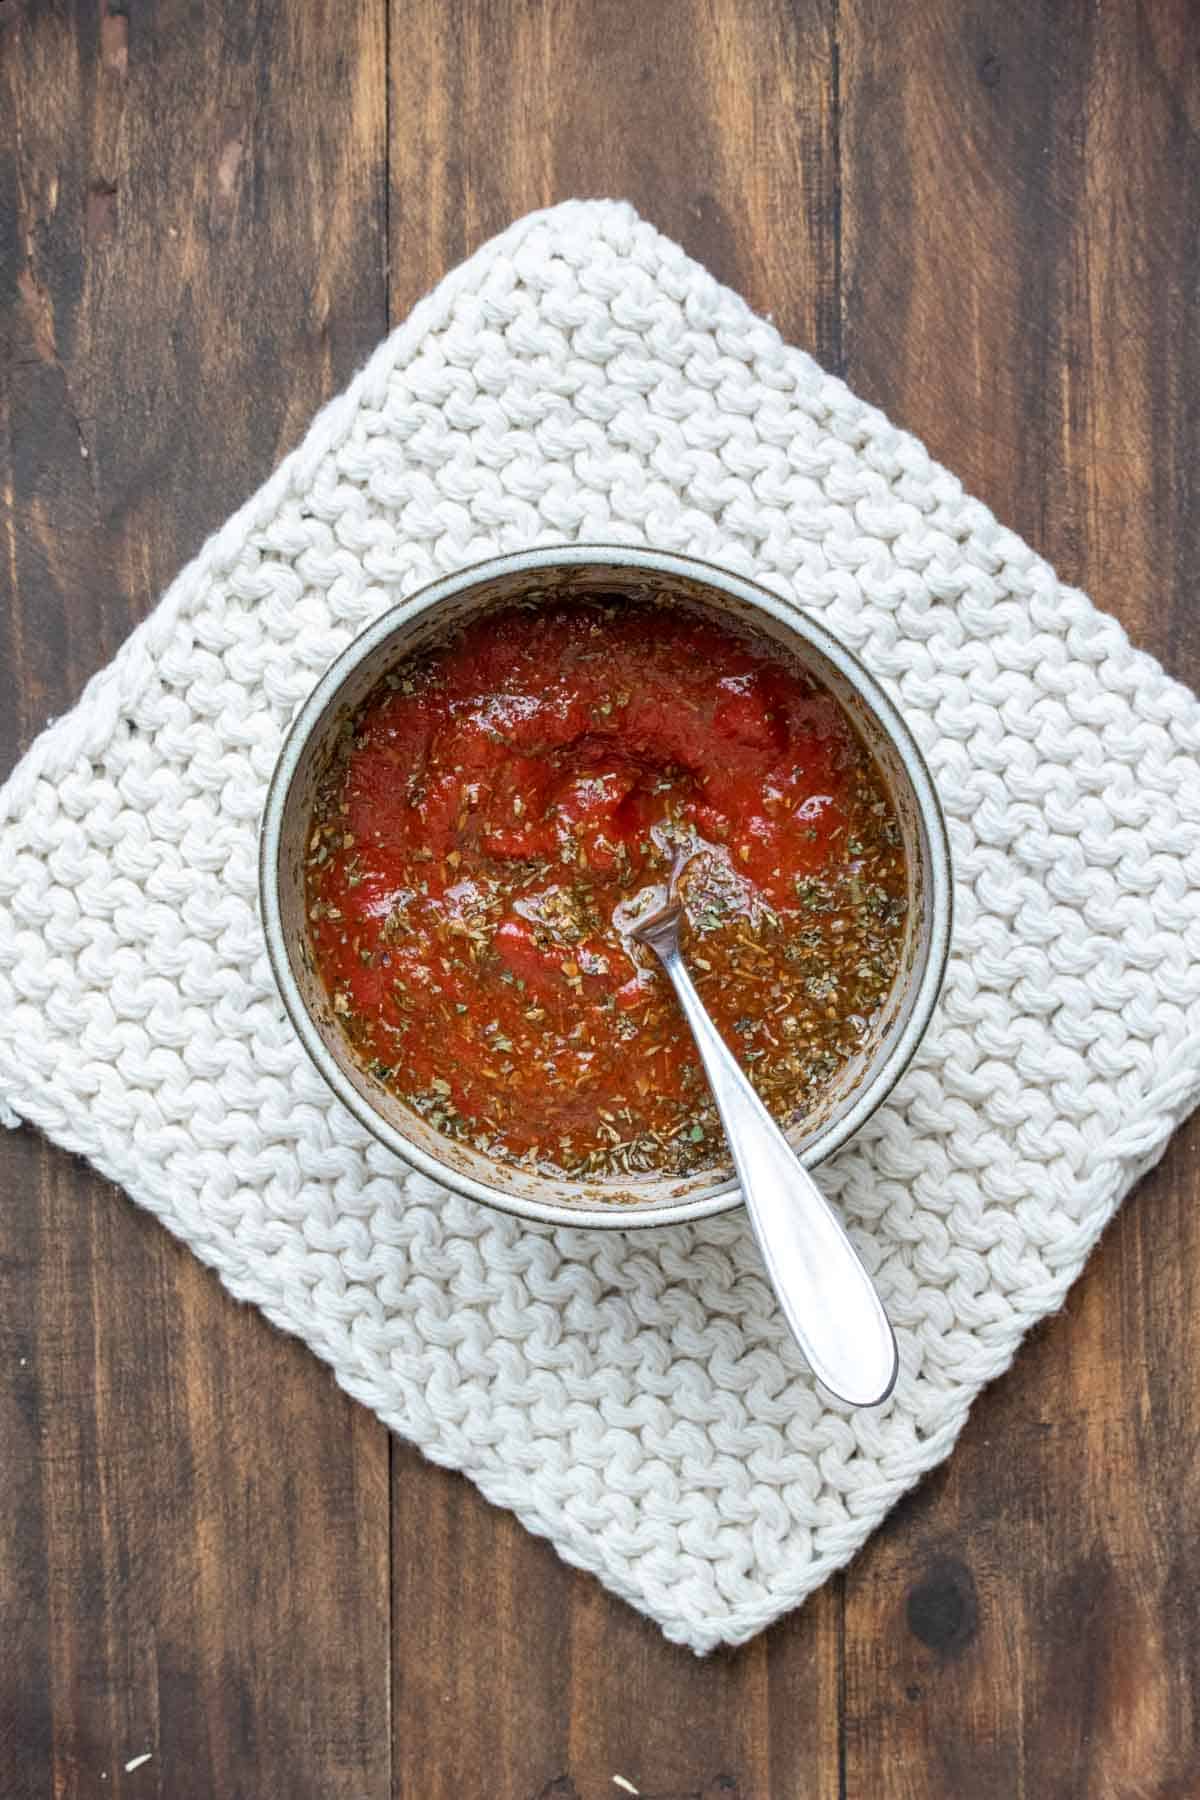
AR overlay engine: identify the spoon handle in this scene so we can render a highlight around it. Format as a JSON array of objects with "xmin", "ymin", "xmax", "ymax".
[{"xmin": 651, "ymin": 934, "xmax": 898, "ymax": 1407}]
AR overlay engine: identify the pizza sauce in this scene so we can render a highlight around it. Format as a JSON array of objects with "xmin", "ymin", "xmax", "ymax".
[{"xmin": 304, "ymin": 598, "xmax": 907, "ymax": 1183}]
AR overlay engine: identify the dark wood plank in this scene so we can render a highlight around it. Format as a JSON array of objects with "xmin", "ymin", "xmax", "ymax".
[
  {"xmin": 387, "ymin": 3, "xmax": 844, "ymax": 1794},
  {"xmin": 0, "ymin": 3, "xmax": 391, "ymax": 1795},
  {"xmin": 839, "ymin": 2, "xmax": 1200, "ymax": 1793},
  {"xmin": 391, "ymin": 1450, "xmax": 842, "ymax": 1800},
  {"xmin": 387, "ymin": 0, "xmax": 839, "ymax": 352}
]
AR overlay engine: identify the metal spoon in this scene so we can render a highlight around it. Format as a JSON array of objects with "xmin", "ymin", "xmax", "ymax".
[{"xmin": 628, "ymin": 896, "xmax": 898, "ymax": 1407}]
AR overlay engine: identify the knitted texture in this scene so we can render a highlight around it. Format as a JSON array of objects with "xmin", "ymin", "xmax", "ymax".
[{"xmin": 3, "ymin": 200, "xmax": 1200, "ymax": 1653}]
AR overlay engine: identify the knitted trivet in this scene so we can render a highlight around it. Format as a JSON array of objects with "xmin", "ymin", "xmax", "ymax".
[{"xmin": 4, "ymin": 200, "xmax": 1200, "ymax": 1654}]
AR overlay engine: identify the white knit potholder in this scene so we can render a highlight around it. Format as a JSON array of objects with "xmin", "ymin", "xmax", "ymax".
[{"xmin": 4, "ymin": 200, "xmax": 1200, "ymax": 1653}]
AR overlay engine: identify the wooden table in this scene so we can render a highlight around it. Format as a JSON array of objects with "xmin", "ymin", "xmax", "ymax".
[{"xmin": 3, "ymin": 3, "xmax": 1199, "ymax": 1794}]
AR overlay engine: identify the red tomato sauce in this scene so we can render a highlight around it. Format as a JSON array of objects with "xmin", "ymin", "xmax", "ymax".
[{"xmin": 305, "ymin": 598, "xmax": 907, "ymax": 1182}]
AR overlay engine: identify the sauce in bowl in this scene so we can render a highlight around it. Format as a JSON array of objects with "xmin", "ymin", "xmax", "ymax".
[{"xmin": 304, "ymin": 597, "xmax": 907, "ymax": 1182}]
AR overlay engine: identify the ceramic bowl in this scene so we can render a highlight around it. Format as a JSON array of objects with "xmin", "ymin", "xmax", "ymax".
[{"xmin": 259, "ymin": 546, "xmax": 952, "ymax": 1229}]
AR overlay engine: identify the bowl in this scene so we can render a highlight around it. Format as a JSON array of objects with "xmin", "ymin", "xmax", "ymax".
[{"xmin": 259, "ymin": 546, "xmax": 952, "ymax": 1230}]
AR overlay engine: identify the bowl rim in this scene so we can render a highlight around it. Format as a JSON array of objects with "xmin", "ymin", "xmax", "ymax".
[{"xmin": 259, "ymin": 544, "xmax": 953, "ymax": 1230}]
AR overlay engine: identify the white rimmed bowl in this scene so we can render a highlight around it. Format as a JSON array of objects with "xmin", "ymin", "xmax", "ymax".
[{"xmin": 259, "ymin": 547, "xmax": 952, "ymax": 1230}]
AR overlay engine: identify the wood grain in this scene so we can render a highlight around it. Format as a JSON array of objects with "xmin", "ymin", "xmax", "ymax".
[
  {"xmin": 839, "ymin": 2, "xmax": 1200, "ymax": 1794},
  {"xmin": 3, "ymin": 0, "xmax": 1200, "ymax": 1795},
  {"xmin": 387, "ymin": 0, "xmax": 840, "ymax": 358},
  {"xmin": 0, "ymin": 3, "xmax": 391, "ymax": 1797}
]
